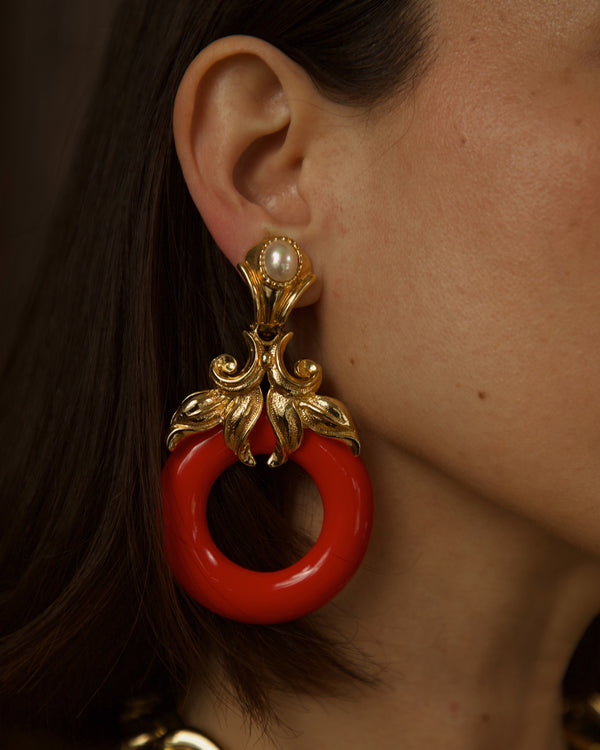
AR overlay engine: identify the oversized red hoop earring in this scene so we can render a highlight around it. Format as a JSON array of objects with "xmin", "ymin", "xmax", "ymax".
[{"xmin": 162, "ymin": 236, "xmax": 373, "ymax": 624}]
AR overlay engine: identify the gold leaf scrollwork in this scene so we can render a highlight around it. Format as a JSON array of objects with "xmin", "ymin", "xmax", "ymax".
[
  {"xmin": 268, "ymin": 331, "xmax": 322, "ymax": 395},
  {"xmin": 222, "ymin": 387, "xmax": 263, "ymax": 466},
  {"xmin": 166, "ymin": 390, "xmax": 230, "ymax": 452},
  {"xmin": 265, "ymin": 388, "xmax": 303, "ymax": 468},
  {"xmin": 295, "ymin": 394, "xmax": 360, "ymax": 456},
  {"xmin": 166, "ymin": 237, "xmax": 360, "ymax": 466}
]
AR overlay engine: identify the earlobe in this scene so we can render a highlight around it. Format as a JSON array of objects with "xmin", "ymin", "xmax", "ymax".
[{"xmin": 173, "ymin": 36, "xmax": 316, "ymax": 264}]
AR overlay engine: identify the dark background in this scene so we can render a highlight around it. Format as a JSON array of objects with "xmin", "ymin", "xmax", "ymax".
[{"xmin": 0, "ymin": 1, "xmax": 120, "ymax": 364}]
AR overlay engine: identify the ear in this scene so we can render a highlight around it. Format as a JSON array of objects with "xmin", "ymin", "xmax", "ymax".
[{"xmin": 173, "ymin": 35, "xmax": 330, "ymax": 269}]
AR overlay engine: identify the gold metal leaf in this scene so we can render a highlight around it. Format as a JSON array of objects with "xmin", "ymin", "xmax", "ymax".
[
  {"xmin": 271, "ymin": 273, "xmax": 316, "ymax": 325},
  {"xmin": 268, "ymin": 331, "xmax": 322, "ymax": 396},
  {"xmin": 296, "ymin": 393, "xmax": 361, "ymax": 455},
  {"xmin": 167, "ymin": 390, "xmax": 231, "ymax": 451},
  {"xmin": 237, "ymin": 263, "xmax": 268, "ymax": 329},
  {"xmin": 210, "ymin": 331, "xmax": 265, "ymax": 392},
  {"xmin": 222, "ymin": 387, "xmax": 263, "ymax": 466},
  {"xmin": 266, "ymin": 389, "xmax": 303, "ymax": 467}
]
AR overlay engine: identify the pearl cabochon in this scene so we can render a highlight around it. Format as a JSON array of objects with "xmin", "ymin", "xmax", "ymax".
[{"xmin": 263, "ymin": 241, "xmax": 300, "ymax": 283}]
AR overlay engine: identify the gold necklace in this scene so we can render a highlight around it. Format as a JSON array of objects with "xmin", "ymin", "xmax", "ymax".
[
  {"xmin": 121, "ymin": 727, "xmax": 223, "ymax": 750},
  {"xmin": 564, "ymin": 694, "xmax": 600, "ymax": 750},
  {"xmin": 120, "ymin": 697, "xmax": 224, "ymax": 750}
]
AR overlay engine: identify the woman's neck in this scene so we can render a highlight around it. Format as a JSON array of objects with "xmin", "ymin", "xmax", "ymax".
[{"xmin": 183, "ymin": 436, "xmax": 600, "ymax": 749}]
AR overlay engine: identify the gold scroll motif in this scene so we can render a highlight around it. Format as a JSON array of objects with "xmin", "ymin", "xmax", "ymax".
[{"xmin": 167, "ymin": 237, "xmax": 360, "ymax": 467}]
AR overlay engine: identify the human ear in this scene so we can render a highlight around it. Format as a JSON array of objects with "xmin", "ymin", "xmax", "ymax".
[{"xmin": 173, "ymin": 35, "xmax": 326, "ymax": 267}]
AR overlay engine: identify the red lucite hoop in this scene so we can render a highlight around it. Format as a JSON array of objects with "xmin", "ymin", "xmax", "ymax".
[{"xmin": 161, "ymin": 413, "xmax": 373, "ymax": 624}]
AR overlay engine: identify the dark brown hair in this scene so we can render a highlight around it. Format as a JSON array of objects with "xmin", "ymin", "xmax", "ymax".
[{"xmin": 1, "ymin": 0, "xmax": 433, "ymax": 741}]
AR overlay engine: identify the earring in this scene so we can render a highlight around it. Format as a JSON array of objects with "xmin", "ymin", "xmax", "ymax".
[{"xmin": 161, "ymin": 236, "xmax": 373, "ymax": 624}]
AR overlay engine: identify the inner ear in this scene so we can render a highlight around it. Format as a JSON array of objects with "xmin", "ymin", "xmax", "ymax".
[
  {"xmin": 234, "ymin": 127, "xmax": 288, "ymax": 200},
  {"xmin": 233, "ymin": 124, "xmax": 307, "ymax": 224}
]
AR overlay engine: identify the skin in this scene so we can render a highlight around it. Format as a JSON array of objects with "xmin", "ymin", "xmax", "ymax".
[{"xmin": 174, "ymin": 1, "xmax": 600, "ymax": 747}]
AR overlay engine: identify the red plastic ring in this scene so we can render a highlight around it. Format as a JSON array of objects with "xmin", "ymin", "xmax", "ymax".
[{"xmin": 161, "ymin": 413, "xmax": 373, "ymax": 624}]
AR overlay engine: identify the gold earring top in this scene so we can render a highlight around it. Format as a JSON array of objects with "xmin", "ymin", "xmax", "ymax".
[
  {"xmin": 166, "ymin": 236, "xmax": 359, "ymax": 467},
  {"xmin": 238, "ymin": 236, "xmax": 316, "ymax": 339}
]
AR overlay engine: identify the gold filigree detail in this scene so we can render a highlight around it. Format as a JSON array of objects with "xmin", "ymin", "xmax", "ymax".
[{"xmin": 167, "ymin": 236, "xmax": 360, "ymax": 466}]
